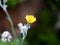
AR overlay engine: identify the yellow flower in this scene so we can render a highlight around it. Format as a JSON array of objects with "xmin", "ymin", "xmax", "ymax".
[{"xmin": 25, "ymin": 15, "xmax": 36, "ymax": 23}]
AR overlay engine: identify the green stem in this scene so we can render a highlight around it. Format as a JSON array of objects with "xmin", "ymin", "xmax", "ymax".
[
  {"xmin": 4, "ymin": 9, "xmax": 16, "ymax": 38},
  {"xmin": 20, "ymin": 34, "xmax": 27, "ymax": 45},
  {"xmin": 3, "ymin": 8, "xmax": 20, "ymax": 44},
  {"xmin": 20, "ymin": 38, "xmax": 24, "ymax": 45},
  {"xmin": 0, "ymin": 5, "xmax": 18, "ymax": 40}
]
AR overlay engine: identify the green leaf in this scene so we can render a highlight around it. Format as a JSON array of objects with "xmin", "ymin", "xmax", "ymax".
[{"xmin": 7, "ymin": 0, "xmax": 27, "ymax": 7}]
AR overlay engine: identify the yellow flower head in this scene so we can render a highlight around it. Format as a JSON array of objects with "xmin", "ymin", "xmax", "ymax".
[{"xmin": 25, "ymin": 15, "xmax": 36, "ymax": 23}]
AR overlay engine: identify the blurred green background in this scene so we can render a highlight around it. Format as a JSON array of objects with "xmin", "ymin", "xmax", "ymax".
[
  {"xmin": 7, "ymin": 0, "xmax": 60, "ymax": 45},
  {"xmin": 1, "ymin": 0, "xmax": 60, "ymax": 45},
  {"xmin": 26, "ymin": 0, "xmax": 60, "ymax": 45}
]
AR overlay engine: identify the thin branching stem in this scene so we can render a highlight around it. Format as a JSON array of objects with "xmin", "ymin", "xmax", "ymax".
[
  {"xmin": 0, "ymin": 5, "xmax": 19, "ymax": 41},
  {"xmin": 4, "ymin": 9, "xmax": 16, "ymax": 38}
]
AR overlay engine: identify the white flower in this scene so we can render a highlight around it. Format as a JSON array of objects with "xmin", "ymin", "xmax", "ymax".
[
  {"xmin": 55, "ymin": 15, "xmax": 60, "ymax": 29},
  {"xmin": 3, "ymin": 0, "xmax": 8, "ymax": 5},
  {"xmin": 18, "ymin": 23, "xmax": 30, "ymax": 39},
  {"xmin": 1, "ymin": 31, "xmax": 12, "ymax": 42},
  {"xmin": 0, "ymin": 0, "xmax": 8, "ymax": 5},
  {"xmin": 0, "ymin": 0, "xmax": 1, "ymax": 5},
  {"xmin": 0, "ymin": 0, "xmax": 8, "ymax": 11}
]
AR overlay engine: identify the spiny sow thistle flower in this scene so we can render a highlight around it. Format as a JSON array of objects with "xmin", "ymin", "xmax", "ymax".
[{"xmin": 25, "ymin": 15, "xmax": 36, "ymax": 23}]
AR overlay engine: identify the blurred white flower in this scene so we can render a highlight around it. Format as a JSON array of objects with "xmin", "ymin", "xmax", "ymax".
[
  {"xmin": 0, "ymin": 0, "xmax": 8, "ymax": 11},
  {"xmin": 3, "ymin": 0, "xmax": 8, "ymax": 5},
  {"xmin": 0, "ymin": 0, "xmax": 1, "ymax": 5},
  {"xmin": 55, "ymin": 15, "xmax": 60, "ymax": 30},
  {"xmin": 55, "ymin": 21, "xmax": 60, "ymax": 29},
  {"xmin": 18, "ymin": 23, "xmax": 30, "ymax": 39},
  {"xmin": 0, "ymin": 0, "xmax": 8, "ymax": 5},
  {"xmin": 1, "ymin": 31, "xmax": 12, "ymax": 42}
]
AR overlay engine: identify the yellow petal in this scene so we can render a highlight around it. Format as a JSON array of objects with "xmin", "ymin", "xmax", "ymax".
[{"xmin": 25, "ymin": 15, "xmax": 36, "ymax": 23}]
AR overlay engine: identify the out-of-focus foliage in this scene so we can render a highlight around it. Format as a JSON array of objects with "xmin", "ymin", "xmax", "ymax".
[
  {"xmin": 1, "ymin": 0, "xmax": 60, "ymax": 45},
  {"xmin": 26, "ymin": 8, "xmax": 58, "ymax": 45},
  {"xmin": 46, "ymin": 0, "xmax": 60, "ymax": 11},
  {"xmin": 26, "ymin": 0, "xmax": 60, "ymax": 45},
  {"xmin": 7, "ymin": 0, "xmax": 27, "ymax": 7},
  {"xmin": 0, "ymin": 39, "xmax": 18, "ymax": 45}
]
